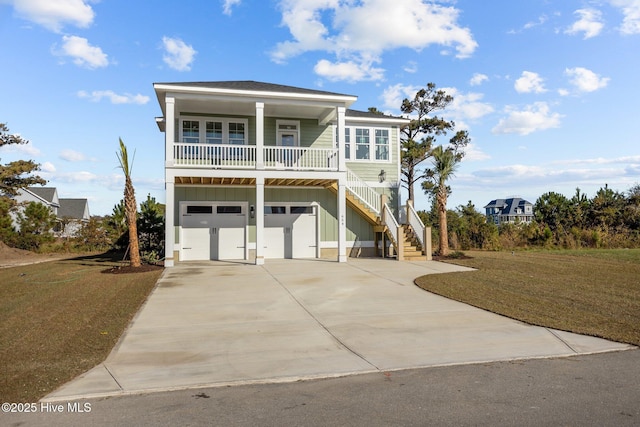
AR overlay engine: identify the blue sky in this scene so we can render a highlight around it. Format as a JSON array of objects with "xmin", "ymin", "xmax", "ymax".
[{"xmin": 1, "ymin": 0, "xmax": 639, "ymax": 215}]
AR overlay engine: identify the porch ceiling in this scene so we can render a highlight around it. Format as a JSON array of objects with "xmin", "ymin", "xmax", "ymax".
[
  {"xmin": 176, "ymin": 98, "xmax": 337, "ymax": 122},
  {"xmin": 174, "ymin": 176, "xmax": 335, "ymax": 187}
]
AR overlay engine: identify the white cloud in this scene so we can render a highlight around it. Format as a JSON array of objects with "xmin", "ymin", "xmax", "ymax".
[
  {"xmin": 609, "ymin": 0, "xmax": 640, "ymax": 35},
  {"xmin": 53, "ymin": 35, "xmax": 109, "ymax": 69},
  {"xmin": 162, "ymin": 37, "xmax": 197, "ymax": 71},
  {"xmin": 59, "ymin": 149, "xmax": 86, "ymax": 162},
  {"xmin": 507, "ymin": 14, "xmax": 548, "ymax": 34},
  {"xmin": 41, "ymin": 162, "xmax": 56, "ymax": 173},
  {"xmin": 514, "ymin": 71, "xmax": 546, "ymax": 94},
  {"xmin": 403, "ymin": 61, "xmax": 418, "ymax": 74},
  {"xmin": 8, "ymin": 0, "xmax": 95, "ymax": 32},
  {"xmin": 565, "ymin": 67, "xmax": 610, "ymax": 92},
  {"xmin": 463, "ymin": 143, "xmax": 491, "ymax": 162},
  {"xmin": 77, "ymin": 90, "xmax": 150, "ymax": 104},
  {"xmin": 469, "ymin": 73, "xmax": 488, "ymax": 86},
  {"xmin": 492, "ymin": 102, "xmax": 562, "ymax": 135},
  {"xmin": 524, "ymin": 15, "xmax": 548, "ymax": 30},
  {"xmin": 222, "ymin": 0, "xmax": 241, "ymax": 15},
  {"xmin": 565, "ymin": 8, "xmax": 605, "ymax": 39},
  {"xmin": 52, "ymin": 170, "xmax": 99, "ymax": 183},
  {"xmin": 0, "ymin": 140, "xmax": 41, "ymax": 156},
  {"xmin": 441, "ymin": 87, "xmax": 495, "ymax": 125},
  {"xmin": 314, "ymin": 57, "xmax": 384, "ymax": 82},
  {"xmin": 271, "ymin": 0, "xmax": 477, "ymax": 82},
  {"xmin": 381, "ymin": 83, "xmax": 421, "ymax": 110}
]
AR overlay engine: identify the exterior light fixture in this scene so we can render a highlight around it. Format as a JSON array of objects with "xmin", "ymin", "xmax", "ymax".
[{"xmin": 378, "ymin": 169, "xmax": 386, "ymax": 182}]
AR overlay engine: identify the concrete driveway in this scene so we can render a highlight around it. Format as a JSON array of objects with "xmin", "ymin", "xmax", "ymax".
[{"xmin": 45, "ymin": 258, "xmax": 633, "ymax": 401}]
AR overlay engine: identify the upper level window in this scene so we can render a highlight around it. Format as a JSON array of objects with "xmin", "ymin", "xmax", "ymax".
[
  {"xmin": 336, "ymin": 127, "xmax": 350, "ymax": 159},
  {"xmin": 355, "ymin": 128, "xmax": 370, "ymax": 160},
  {"xmin": 206, "ymin": 121, "xmax": 223, "ymax": 144},
  {"xmin": 182, "ymin": 120, "xmax": 200, "ymax": 143},
  {"xmin": 180, "ymin": 117, "xmax": 247, "ymax": 145},
  {"xmin": 335, "ymin": 125, "xmax": 392, "ymax": 162},
  {"xmin": 229, "ymin": 122, "xmax": 245, "ymax": 145},
  {"xmin": 375, "ymin": 129, "xmax": 389, "ymax": 161}
]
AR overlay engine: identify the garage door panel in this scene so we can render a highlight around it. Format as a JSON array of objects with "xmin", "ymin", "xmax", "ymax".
[
  {"xmin": 292, "ymin": 213, "xmax": 316, "ymax": 258},
  {"xmin": 182, "ymin": 227, "xmax": 210, "ymax": 261}
]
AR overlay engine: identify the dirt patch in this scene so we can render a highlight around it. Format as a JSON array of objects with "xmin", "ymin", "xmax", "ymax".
[{"xmin": 0, "ymin": 241, "xmax": 73, "ymax": 268}]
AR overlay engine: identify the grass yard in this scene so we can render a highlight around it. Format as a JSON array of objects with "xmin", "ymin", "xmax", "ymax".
[
  {"xmin": 416, "ymin": 249, "xmax": 640, "ymax": 347},
  {"xmin": 0, "ymin": 253, "xmax": 163, "ymax": 402}
]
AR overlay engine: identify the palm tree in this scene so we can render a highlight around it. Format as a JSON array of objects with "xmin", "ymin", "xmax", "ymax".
[
  {"xmin": 116, "ymin": 138, "xmax": 141, "ymax": 267},
  {"xmin": 422, "ymin": 145, "xmax": 459, "ymax": 257}
]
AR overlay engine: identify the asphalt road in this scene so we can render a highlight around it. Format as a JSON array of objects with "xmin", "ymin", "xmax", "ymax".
[{"xmin": 5, "ymin": 349, "xmax": 638, "ymax": 426}]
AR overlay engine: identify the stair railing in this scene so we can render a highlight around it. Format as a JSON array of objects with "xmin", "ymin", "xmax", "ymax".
[
  {"xmin": 345, "ymin": 168, "xmax": 380, "ymax": 214},
  {"xmin": 406, "ymin": 202, "xmax": 425, "ymax": 250},
  {"xmin": 382, "ymin": 203, "xmax": 404, "ymax": 260}
]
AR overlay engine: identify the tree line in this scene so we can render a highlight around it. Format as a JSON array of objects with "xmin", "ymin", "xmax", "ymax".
[{"xmin": 418, "ymin": 184, "xmax": 640, "ymax": 252}]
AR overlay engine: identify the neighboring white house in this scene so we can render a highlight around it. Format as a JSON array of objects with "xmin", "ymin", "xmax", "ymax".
[
  {"xmin": 154, "ymin": 80, "xmax": 430, "ymax": 266},
  {"xmin": 12, "ymin": 187, "xmax": 90, "ymax": 237},
  {"xmin": 484, "ymin": 197, "xmax": 534, "ymax": 225},
  {"xmin": 57, "ymin": 198, "xmax": 91, "ymax": 237}
]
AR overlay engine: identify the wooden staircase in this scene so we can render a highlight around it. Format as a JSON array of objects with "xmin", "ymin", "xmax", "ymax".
[
  {"xmin": 326, "ymin": 174, "xmax": 429, "ymax": 261},
  {"xmin": 326, "ymin": 182, "xmax": 379, "ymax": 225},
  {"xmin": 400, "ymin": 224, "xmax": 427, "ymax": 261}
]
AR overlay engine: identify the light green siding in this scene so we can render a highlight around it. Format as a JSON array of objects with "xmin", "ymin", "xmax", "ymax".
[{"xmin": 345, "ymin": 126, "xmax": 399, "ymax": 182}]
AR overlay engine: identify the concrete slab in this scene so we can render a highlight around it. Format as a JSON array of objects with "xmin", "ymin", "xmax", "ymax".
[{"xmin": 44, "ymin": 258, "xmax": 633, "ymax": 402}]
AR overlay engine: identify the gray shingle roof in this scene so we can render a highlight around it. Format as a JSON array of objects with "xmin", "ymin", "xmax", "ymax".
[
  {"xmin": 28, "ymin": 187, "xmax": 57, "ymax": 204},
  {"xmin": 58, "ymin": 199, "xmax": 89, "ymax": 220},
  {"xmin": 345, "ymin": 109, "xmax": 405, "ymax": 120},
  {"xmin": 154, "ymin": 80, "xmax": 355, "ymax": 98}
]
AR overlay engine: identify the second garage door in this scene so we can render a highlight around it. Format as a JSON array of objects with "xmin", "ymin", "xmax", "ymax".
[{"xmin": 264, "ymin": 205, "xmax": 317, "ymax": 259}]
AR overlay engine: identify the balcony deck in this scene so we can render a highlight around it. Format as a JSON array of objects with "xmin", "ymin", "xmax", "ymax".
[{"xmin": 172, "ymin": 143, "xmax": 339, "ymax": 171}]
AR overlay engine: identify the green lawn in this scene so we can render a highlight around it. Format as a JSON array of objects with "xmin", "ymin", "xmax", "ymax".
[
  {"xmin": 416, "ymin": 249, "xmax": 640, "ymax": 346},
  {"xmin": 0, "ymin": 253, "xmax": 162, "ymax": 402}
]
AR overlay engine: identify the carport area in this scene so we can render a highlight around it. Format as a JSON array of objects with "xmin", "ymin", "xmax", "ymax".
[{"xmin": 45, "ymin": 258, "xmax": 633, "ymax": 401}]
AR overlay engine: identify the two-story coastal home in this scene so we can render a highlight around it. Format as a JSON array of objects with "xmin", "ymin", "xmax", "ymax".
[
  {"xmin": 154, "ymin": 81, "xmax": 431, "ymax": 267},
  {"xmin": 484, "ymin": 197, "xmax": 534, "ymax": 225}
]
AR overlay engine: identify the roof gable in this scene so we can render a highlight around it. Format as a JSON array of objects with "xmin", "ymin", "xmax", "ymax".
[
  {"xmin": 58, "ymin": 199, "xmax": 90, "ymax": 220},
  {"xmin": 24, "ymin": 187, "xmax": 60, "ymax": 207}
]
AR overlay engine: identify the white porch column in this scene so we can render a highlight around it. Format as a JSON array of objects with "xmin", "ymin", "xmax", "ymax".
[
  {"xmin": 255, "ymin": 177, "xmax": 265, "ymax": 265},
  {"xmin": 256, "ymin": 102, "xmax": 264, "ymax": 169},
  {"xmin": 164, "ymin": 95, "xmax": 176, "ymax": 267},
  {"xmin": 337, "ymin": 178, "xmax": 347, "ymax": 262},
  {"xmin": 165, "ymin": 96, "xmax": 175, "ymax": 167},
  {"xmin": 165, "ymin": 181, "xmax": 175, "ymax": 267},
  {"xmin": 337, "ymin": 106, "xmax": 346, "ymax": 172}
]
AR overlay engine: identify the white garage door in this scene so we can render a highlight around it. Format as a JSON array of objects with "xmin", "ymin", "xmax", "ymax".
[
  {"xmin": 291, "ymin": 206, "xmax": 316, "ymax": 258},
  {"xmin": 264, "ymin": 205, "xmax": 316, "ymax": 259},
  {"xmin": 181, "ymin": 204, "xmax": 246, "ymax": 261}
]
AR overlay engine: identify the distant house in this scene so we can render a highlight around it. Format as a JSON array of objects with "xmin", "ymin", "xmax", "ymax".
[
  {"xmin": 14, "ymin": 187, "xmax": 60, "ymax": 216},
  {"xmin": 484, "ymin": 197, "xmax": 534, "ymax": 225},
  {"xmin": 57, "ymin": 198, "xmax": 91, "ymax": 237},
  {"xmin": 12, "ymin": 187, "xmax": 90, "ymax": 237}
]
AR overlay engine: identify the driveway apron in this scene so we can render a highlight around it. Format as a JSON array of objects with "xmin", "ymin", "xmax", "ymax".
[{"xmin": 44, "ymin": 258, "xmax": 633, "ymax": 401}]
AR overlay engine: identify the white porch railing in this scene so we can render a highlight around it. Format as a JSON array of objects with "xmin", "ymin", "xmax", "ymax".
[
  {"xmin": 263, "ymin": 146, "xmax": 338, "ymax": 171},
  {"xmin": 346, "ymin": 169, "xmax": 381, "ymax": 214},
  {"xmin": 172, "ymin": 143, "xmax": 339, "ymax": 171},
  {"xmin": 406, "ymin": 202, "xmax": 425, "ymax": 250},
  {"xmin": 173, "ymin": 143, "xmax": 256, "ymax": 169}
]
